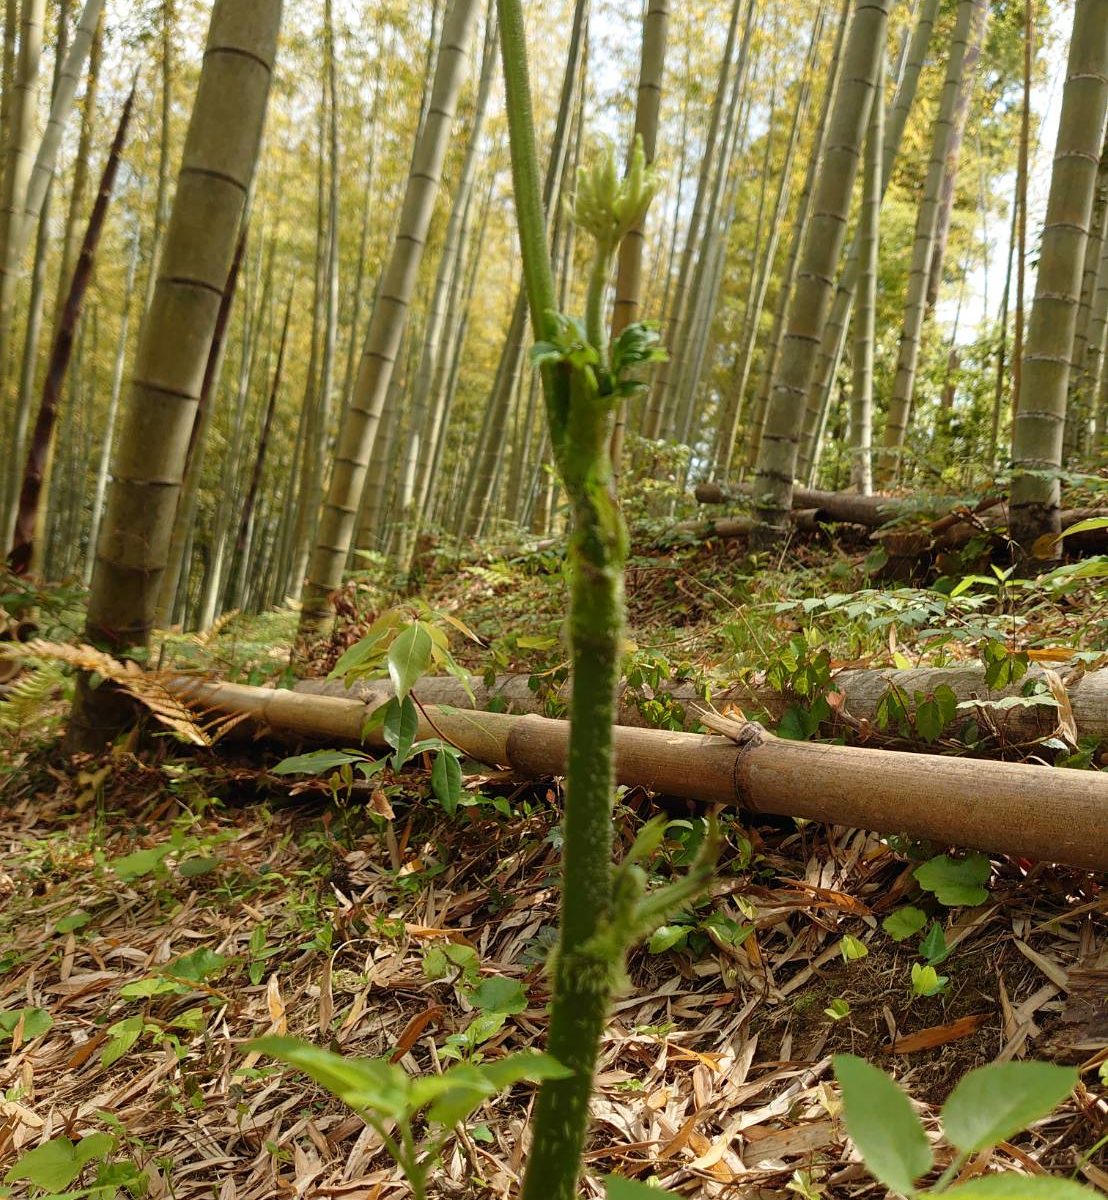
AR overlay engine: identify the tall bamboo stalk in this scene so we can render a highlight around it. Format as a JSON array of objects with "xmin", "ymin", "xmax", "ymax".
[
  {"xmin": 156, "ymin": 221, "xmax": 248, "ymax": 624},
  {"xmin": 228, "ymin": 289, "xmax": 291, "ymax": 610},
  {"xmin": 87, "ymin": 224, "xmax": 141, "ymax": 586},
  {"xmin": 19, "ymin": 0, "xmax": 104, "ymax": 242},
  {"xmin": 298, "ymin": 0, "xmax": 479, "ymax": 641},
  {"xmin": 850, "ymin": 49, "xmax": 882, "ymax": 496},
  {"xmin": 7, "ymin": 87, "xmax": 134, "ymax": 576},
  {"xmin": 643, "ymin": 0, "xmax": 745, "ymax": 441},
  {"xmin": 1011, "ymin": 0, "xmax": 1032, "ymax": 420},
  {"xmin": 395, "ymin": 11, "xmax": 497, "ymax": 570},
  {"xmin": 713, "ymin": 1, "xmax": 827, "ymax": 480},
  {"xmin": 456, "ymin": 0, "xmax": 588, "ymax": 539},
  {"xmin": 793, "ymin": 0, "xmax": 941, "ymax": 477},
  {"xmin": 0, "ymin": 0, "xmax": 44, "ymax": 444},
  {"xmin": 924, "ymin": 0, "xmax": 989, "ymax": 313},
  {"xmin": 69, "ymin": 0, "xmax": 282, "ymax": 751},
  {"xmin": 1010, "ymin": 0, "xmax": 1108, "ymax": 554},
  {"xmin": 875, "ymin": 0, "xmax": 976, "ymax": 485},
  {"xmin": 745, "ymin": 0, "xmax": 851, "ymax": 471},
  {"xmin": 609, "ymin": 0, "xmax": 669, "ymax": 479},
  {"xmin": 750, "ymin": 0, "xmax": 889, "ymax": 546}
]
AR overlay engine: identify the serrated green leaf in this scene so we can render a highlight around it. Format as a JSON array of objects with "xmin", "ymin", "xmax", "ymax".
[
  {"xmin": 119, "ymin": 976, "xmax": 182, "ymax": 999},
  {"xmin": 72, "ymin": 1132, "xmax": 114, "ymax": 1167},
  {"xmin": 387, "ymin": 622, "xmax": 433, "ymax": 702},
  {"xmin": 54, "ymin": 911, "xmax": 90, "ymax": 934},
  {"xmin": 914, "ymin": 853, "xmax": 990, "ymax": 907},
  {"xmin": 179, "ymin": 855, "xmax": 220, "ymax": 878},
  {"xmin": 840, "ymin": 934, "xmax": 869, "ymax": 961},
  {"xmin": 883, "ymin": 907, "xmax": 927, "ymax": 942},
  {"xmin": 941, "ymin": 1062, "xmax": 1077, "ymax": 1154},
  {"xmin": 834, "ymin": 1054, "xmax": 932, "ymax": 1195},
  {"xmin": 167, "ymin": 948, "xmax": 227, "ymax": 983},
  {"xmin": 915, "ymin": 698, "xmax": 945, "ymax": 743}
]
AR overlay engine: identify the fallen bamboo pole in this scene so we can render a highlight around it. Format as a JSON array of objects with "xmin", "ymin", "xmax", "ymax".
[
  {"xmin": 293, "ymin": 666, "xmax": 1108, "ymax": 746},
  {"xmin": 172, "ymin": 676, "xmax": 1108, "ymax": 872}
]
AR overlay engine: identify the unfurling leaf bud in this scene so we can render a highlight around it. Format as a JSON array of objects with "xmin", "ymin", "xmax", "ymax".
[{"xmin": 567, "ymin": 134, "xmax": 658, "ymax": 254}]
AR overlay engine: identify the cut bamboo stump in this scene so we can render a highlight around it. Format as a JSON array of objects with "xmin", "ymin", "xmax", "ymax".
[
  {"xmin": 171, "ymin": 677, "xmax": 1108, "ymax": 872},
  {"xmin": 293, "ymin": 666, "xmax": 1108, "ymax": 747}
]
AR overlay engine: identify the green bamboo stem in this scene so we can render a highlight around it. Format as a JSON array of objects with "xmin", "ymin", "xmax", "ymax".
[{"xmin": 1010, "ymin": 0, "xmax": 1108, "ymax": 552}]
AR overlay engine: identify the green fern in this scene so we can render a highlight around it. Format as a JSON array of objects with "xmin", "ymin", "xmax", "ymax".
[{"xmin": 0, "ymin": 659, "xmax": 71, "ymax": 733}]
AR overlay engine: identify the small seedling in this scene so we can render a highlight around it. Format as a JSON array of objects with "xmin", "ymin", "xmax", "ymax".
[{"xmin": 249, "ymin": 1036, "xmax": 569, "ymax": 1200}]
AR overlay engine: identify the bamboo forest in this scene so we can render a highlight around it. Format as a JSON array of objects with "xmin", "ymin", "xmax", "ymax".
[{"xmin": 3, "ymin": 0, "xmax": 1108, "ymax": 1195}]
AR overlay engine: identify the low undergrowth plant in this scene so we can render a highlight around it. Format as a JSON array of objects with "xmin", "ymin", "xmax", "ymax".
[
  {"xmin": 835, "ymin": 1055, "xmax": 1097, "ymax": 1198},
  {"xmin": 249, "ymin": 1038, "xmax": 568, "ymax": 1200}
]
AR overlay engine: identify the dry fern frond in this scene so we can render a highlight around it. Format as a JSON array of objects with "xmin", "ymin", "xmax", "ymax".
[
  {"xmin": 191, "ymin": 609, "xmax": 241, "ymax": 649},
  {"xmin": 9, "ymin": 640, "xmax": 235, "ymax": 747}
]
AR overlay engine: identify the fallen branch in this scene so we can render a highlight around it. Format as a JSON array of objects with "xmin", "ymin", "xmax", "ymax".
[
  {"xmin": 293, "ymin": 665, "xmax": 1108, "ymax": 747},
  {"xmin": 694, "ymin": 481, "xmax": 901, "ymax": 526},
  {"xmin": 170, "ymin": 676, "xmax": 1108, "ymax": 872}
]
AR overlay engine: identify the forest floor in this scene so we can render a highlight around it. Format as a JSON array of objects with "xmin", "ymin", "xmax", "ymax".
[{"xmin": 1, "ymin": 521, "xmax": 1107, "ymax": 1198}]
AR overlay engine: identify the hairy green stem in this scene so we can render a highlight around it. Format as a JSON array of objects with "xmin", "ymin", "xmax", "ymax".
[
  {"xmin": 586, "ymin": 247, "xmax": 611, "ymax": 373},
  {"xmin": 497, "ymin": 3, "xmax": 627, "ymax": 1197}
]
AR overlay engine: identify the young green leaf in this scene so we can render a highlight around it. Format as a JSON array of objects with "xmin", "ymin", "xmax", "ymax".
[
  {"xmin": 942, "ymin": 1175, "xmax": 1098, "ymax": 1200},
  {"xmin": 825, "ymin": 998, "xmax": 852, "ymax": 1021},
  {"xmin": 431, "ymin": 749, "xmax": 464, "ymax": 814},
  {"xmin": 383, "ymin": 696, "xmax": 419, "ymax": 768},
  {"xmin": 647, "ymin": 925, "xmax": 689, "ymax": 954},
  {"xmin": 0, "ymin": 1007, "xmax": 53, "ymax": 1041},
  {"xmin": 387, "ymin": 621, "xmax": 434, "ymax": 702},
  {"xmin": 840, "ymin": 934, "xmax": 869, "ymax": 961},
  {"xmin": 919, "ymin": 922, "xmax": 949, "ymax": 964},
  {"xmin": 605, "ymin": 1176, "xmax": 675, "ymax": 1198},
  {"xmin": 470, "ymin": 976, "xmax": 527, "ymax": 1015},
  {"xmin": 102, "ymin": 1015, "xmax": 145, "ymax": 1067},
  {"xmin": 271, "ymin": 749, "xmax": 369, "ymax": 776},
  {"xmin": 1059, "ymin": 516, "xmax": 1108, "ymax": 538},
  {"xmin": 248, "ymin": 1036, "xmax": 412, "ymax": 1121},
  {"xmin": 109, "ymin": 845, "xmax": 171, "ymax": 882},
  {"xmin": 914, "ymin": 853, "xmax": 990, "ymax": 907},
  {"xmin": 834, "ymin": 1054, "xmax": 932, "ymax": 1196},
  {"xmin": 883, "ymin": 907, "xmax": 927, "ymax": 942},
  {"xmin": 4, "ymin": 1136, "xmax": 83, "ymax": 1191},
  {"xmin": 910, "ymin": 962, "xmax": 948, "ymax": 997},
  {"xmin": 941, "ymin": 1062, "xmax": 1078, "ymax": 1154}
]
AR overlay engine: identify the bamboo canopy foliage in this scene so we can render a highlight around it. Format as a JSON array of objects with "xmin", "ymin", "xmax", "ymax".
[{"xmin": 68, "ymin": 0, "xmax": 283, "ymax": 751}]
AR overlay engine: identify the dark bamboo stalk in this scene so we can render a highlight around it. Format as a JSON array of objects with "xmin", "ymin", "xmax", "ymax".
[{"xmin": 6, "ymin": 85, "xmax": 134, "ymax": 577}]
